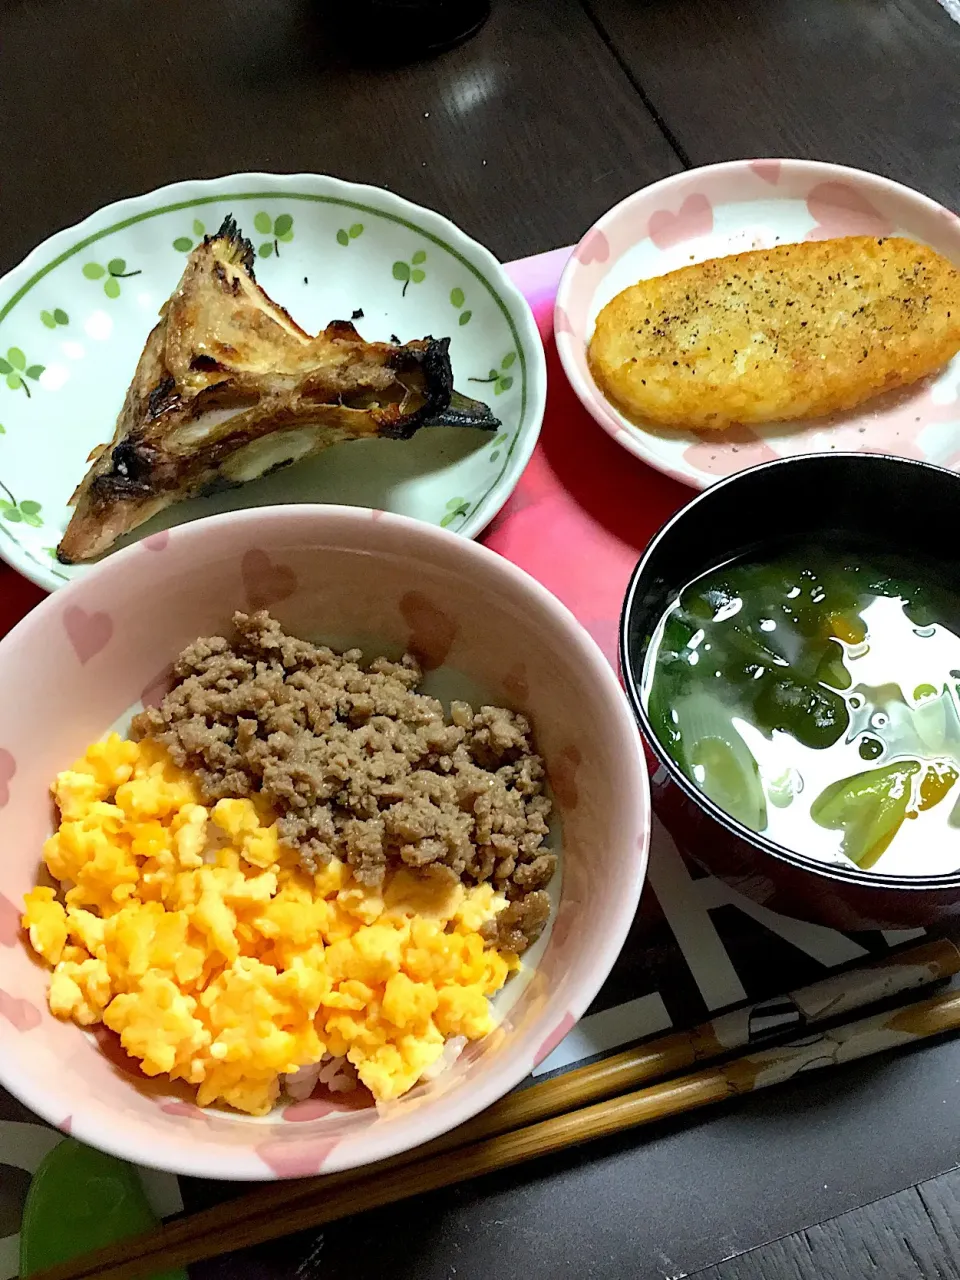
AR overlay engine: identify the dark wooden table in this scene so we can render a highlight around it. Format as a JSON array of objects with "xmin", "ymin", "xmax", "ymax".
[{"xmin": 4, "ymin": 1, "xmax": 960, "ymax": 1275}]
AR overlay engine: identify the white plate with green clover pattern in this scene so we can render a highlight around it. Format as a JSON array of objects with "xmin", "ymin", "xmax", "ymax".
[{"xmin": 0, "ymin": 173, "xmax": 546, "ymax": 591}]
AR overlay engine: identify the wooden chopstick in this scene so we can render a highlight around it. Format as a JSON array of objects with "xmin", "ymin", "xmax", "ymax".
[{"xmin": 28, "ymin": 938, "xmax": 960, "ymax": 1280}]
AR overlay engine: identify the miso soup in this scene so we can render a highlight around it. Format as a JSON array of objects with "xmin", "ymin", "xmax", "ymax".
[{"xmin": 643, "ymin": 546, "xmax": 960, "ymax": 875}]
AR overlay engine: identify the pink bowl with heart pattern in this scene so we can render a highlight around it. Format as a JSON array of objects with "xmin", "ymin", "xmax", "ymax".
[
  {"xmin": 0, "ymin": 505, "xmax": 649, "ymax": 1180},
  {"xmin": 556, "ymin": 159, "xmax": 960, "ymax": 489}
]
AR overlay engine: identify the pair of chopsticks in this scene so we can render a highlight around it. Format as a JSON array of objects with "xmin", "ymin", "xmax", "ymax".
[{"xmin": 31, "ymin": 937, "xmax": 960, "ymax": 1280}]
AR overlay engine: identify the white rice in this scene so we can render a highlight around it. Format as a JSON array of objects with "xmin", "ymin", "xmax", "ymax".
[
  {"xmin": 418, "ymin": 1036, "xmax": 468, "ymax": 1082},
  {"xmin": 281, "ymin": 1054, "xmax": 358, "ymax": 1101},
  {"xmin": 281, "ymin": 1038, "xmax": 468, "ymax": 1103}
]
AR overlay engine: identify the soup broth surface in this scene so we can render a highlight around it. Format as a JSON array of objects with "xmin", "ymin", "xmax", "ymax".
[{"xmin": 643, "ymin": 545, "xmax": 960, "ymax": 875}]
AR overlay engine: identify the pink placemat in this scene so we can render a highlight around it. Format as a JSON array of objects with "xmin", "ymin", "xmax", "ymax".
[{"xmin": 486, "ymin": 247, "xmax": 689, "ymax": 670}]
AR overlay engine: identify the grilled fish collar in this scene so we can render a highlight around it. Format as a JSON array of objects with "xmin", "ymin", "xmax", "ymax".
[{"xmin": 58, "ymin": 217, "xmax": 496, "ymax": 564}]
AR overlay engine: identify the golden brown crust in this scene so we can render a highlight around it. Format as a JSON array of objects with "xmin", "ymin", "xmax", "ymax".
[{"xmin": 588, "ymin": 236, "xmax": 960, "ymax": 431}]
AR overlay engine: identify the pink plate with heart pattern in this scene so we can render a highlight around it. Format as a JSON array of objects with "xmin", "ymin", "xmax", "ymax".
[
  {"xmin": 0, "ymin": 504, "xmax": 648, "ymax": 1180},
  {"xmin": 555, "ymin": 159, "xmax": 960, "ymax": 489}
]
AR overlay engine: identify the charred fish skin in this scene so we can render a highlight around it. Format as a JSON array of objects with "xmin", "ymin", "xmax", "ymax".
[
  {"xmin": 421, "ymin": 389, "xmax": 500, "ymax": 431},
  {"xmin": 92, "ymin": 439, "xmax": 161, "ymax": 498},
  {"xmin": 209, "ymin": 215, "xmax": 256, "ymax": 273},
  {"xmin": 57, "ymin": 216, "xmax": 502, "ymax": 565},
  {"xmin": 380, "ymin": 336, "xmax": 454, "ymax": 439}
]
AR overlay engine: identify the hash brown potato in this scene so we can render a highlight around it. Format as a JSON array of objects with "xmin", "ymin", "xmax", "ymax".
[{"xmin": 588, "ymin": 236, "xmax": 960, "ymax": 430}]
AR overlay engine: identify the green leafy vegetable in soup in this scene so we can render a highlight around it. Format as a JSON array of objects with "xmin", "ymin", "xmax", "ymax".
[{"xmin": 643, "ymin": 548, "xmax": 960, "ymax": 875}]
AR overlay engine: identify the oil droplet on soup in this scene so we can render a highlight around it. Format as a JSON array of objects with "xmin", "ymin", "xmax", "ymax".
[{"xmin": 643, "ymin": 547, "xmax": 960, "ymax": 875}]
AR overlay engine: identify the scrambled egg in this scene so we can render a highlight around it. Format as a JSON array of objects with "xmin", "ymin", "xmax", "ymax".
[{"xmin": 24, "ymin": 735, "xmax": 516, "ymax": 1116}]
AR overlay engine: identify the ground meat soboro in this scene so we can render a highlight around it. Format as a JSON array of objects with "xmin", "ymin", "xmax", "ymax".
[{"xmin": 131, "ymin": 611, "xmax": 556, "ymax": 952}]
